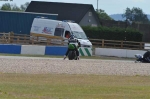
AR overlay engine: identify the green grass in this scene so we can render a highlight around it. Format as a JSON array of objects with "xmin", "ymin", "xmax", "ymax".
[
  {"xmin": 0, "ymin": 53, "xmax": 134, "ymax": 61},
  {"xmin": 0, "ymin": 73, "xmax": 150, "ymax": 99}
]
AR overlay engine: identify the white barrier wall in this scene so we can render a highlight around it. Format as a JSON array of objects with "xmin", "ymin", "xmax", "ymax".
[
  {"xmin": 21, "ymin": 45, "xmax": 45, "ymax": 55},
  {"xmin": 144, "ymin": 43, "xmax": 150, "ymax": 49},
  {"xmin": 95, "ymin": 48, "xmax": 146, "ymax": 58}
]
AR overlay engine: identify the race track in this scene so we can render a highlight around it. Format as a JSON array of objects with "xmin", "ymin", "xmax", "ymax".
[{"xmin": 0, "ymin": 56, "xmax": 150, "ymax": 76}]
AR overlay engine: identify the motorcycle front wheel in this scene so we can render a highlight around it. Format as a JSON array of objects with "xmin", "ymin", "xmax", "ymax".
[{"xmin": 68, "ymin": 51, "xmax": 75, "ymax": 60}]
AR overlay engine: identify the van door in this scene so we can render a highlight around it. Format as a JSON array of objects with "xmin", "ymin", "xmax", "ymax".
[
  {"xmin": 63, "ymin": 30, "xmax": 71, "ymax": 45},
  {"xmin": 62, "ymin": 23, "xmax": 72, "ymax": 45}
]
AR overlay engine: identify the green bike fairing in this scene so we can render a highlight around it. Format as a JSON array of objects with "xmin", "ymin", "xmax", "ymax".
[{"xmin": 68, "ymin": 44, "xmax": 75, "ymax": 49}]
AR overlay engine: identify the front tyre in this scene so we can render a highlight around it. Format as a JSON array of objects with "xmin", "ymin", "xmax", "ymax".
[{"xmin": 68, "ymin": 51, "xmax": 74, "ymax": 60}]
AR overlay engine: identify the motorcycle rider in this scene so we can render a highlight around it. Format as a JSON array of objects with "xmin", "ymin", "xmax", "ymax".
[
  {"xmin": 142, "ymin": 50, "xmax": 150, "ymax": 63},
  {"xmin": 64, "ymin": 34, "xmax": 80, "ymax": 60}
]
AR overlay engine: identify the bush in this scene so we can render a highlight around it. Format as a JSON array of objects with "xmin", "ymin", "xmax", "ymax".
[{"xmin": 82, "ymin": 26, "xmax": 143, "ymax": 42}]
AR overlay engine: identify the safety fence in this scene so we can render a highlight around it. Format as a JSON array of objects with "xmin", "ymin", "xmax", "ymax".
[
  {"xmin": 90, "ymin": 39, "xmax": 150, "ymax": 50},
  {"xmin": 0, "ymin": 32, "xmax": 66, "ymax": 46},
  {"xmin": 0, "ymin": 32, "xmax": 150, "ymax": 50}
]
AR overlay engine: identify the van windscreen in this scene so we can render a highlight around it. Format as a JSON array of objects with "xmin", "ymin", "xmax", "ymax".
[{"xmin": 72, "ymin": 31, "xmax": 88, "ymax": 39}]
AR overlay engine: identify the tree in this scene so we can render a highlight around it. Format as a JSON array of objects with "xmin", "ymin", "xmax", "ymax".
[
  {"xmin": 0, "ymin": 2, "xmax": 29, "ymax": 11},
  {"xmin": 122, "ymin": 7, "xmax": 149, "ymax": 24},
  {"xmin": 11, "ymin": 4, "xmax": 21, "ymax": 11},
  {"xmin": 1, "ymin": 3, "xmax": 11, "ymax": 11},
  {"xmin": 0, "ymin": 3, "xmax": 21, "ymax": 11},
  {"xmin": 20, "ymin": 2, "xmax": 29, "ymax": 11},
  {"xmin": 96, "ymin": 9, "xmax": 113, "ymax": 20}
]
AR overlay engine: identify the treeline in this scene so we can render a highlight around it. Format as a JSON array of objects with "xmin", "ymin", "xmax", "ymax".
[
  {"xmin": 97, "ymin": 7, "xmax": 150, "ymax": 24},
  {"xmin": 0, "ymin": 2, "xmax": 149, "ymax": 24},
  {"xmin": 82, "ymin": 26, "xmax": 143, "ymax": 42},
  {"xmin": 0, "ymin": 2, "xmax": 29, "ymax": 11}
]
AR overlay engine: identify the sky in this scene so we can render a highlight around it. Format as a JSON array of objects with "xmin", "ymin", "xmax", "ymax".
[{"xmin": 0, "ymin": 0, "xmax": 149, "ymax": 15}]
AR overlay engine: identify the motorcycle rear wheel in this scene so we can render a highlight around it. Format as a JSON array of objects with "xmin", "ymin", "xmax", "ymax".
[{"xmin": 68, "ymin": 51, "xmax": 76, "ymax": 60}]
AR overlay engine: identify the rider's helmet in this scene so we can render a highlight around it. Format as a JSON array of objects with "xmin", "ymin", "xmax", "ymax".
[
  {"xmin": 68, "ymin": 34, "xmax": 80, "ymax": 48},
  {"xmin": 68, "ymin": 34, "xmax": 77, "ymax": 43},
  {"xmin": 69, "ymin": 34, "xmax": 75, "ymax": 40}
]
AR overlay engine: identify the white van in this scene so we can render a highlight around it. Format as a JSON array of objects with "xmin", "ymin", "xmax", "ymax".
[{"xmin": 30, "ymin": 17, "xmax": 92, "ymax": 48}]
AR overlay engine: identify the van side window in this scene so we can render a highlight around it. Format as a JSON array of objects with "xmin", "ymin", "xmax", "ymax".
[
  {"xmin": 65, "ymin": 31, "xmax": 70, "ymax": 38},
  {"xmin": 54, "ymin": 28, "xmax": 64, "ymax": 36}
]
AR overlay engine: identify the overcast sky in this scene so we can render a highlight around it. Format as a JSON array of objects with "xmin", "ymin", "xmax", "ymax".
[{"xmin": 0, "ymin": 0, "xmax": 149, "ymax": 15}]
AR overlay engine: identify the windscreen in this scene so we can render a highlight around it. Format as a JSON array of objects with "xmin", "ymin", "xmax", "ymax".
[
  {"xmin": 68, "ymin": 23, "xmax": 87, "ymax": 39},
  {"xmin": 68, "ymin": 23, "xmax": 84, "ymax": 32},
  {"xmin": 72, "ymin": 31, "xmax": 88, "ymax": 39}
]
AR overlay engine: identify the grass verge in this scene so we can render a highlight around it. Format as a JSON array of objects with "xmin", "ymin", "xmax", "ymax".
[
  {"xmin": 0, "ymin": 53, "xmax": 135, "ymax": 60},
  {"xmin": 0, "ymin": 73, "xmax": 150, "ymax": 99}
]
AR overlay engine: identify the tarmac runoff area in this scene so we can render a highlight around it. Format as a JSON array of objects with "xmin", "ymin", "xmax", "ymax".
[{"xmin": 0, "ymin": 56, "xmax": 149, "ymax": 76}]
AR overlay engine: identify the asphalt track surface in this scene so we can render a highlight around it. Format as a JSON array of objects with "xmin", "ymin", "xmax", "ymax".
[{"xmin": 0, "ymin": 56, "xmax": 150, "ymax": 76}]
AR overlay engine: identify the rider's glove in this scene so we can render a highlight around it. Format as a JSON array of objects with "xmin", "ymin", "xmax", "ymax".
[{"xmin": 63, "ymin": 55, "xmax": 67, "ymax": 60}]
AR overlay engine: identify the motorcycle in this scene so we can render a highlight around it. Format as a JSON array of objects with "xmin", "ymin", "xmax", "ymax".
[
  {"xmin": 68, "ymin": 49, "xmax": 78, "ymax": 60},
  {"xmin": 135, "ymin": 54, "xmax": 150, "ymax": 63},
  {"xmin": 68, "ymin": 42, "xmax": 80, "ymax": 60},
  {"xmin": 64, "ymin": 37, "xmax": 80, "ymax": 60}
]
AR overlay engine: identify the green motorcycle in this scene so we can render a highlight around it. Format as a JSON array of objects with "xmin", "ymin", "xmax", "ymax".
[{"xmin": 67, "ymin": 40, "xmax": 80, "ymax": 60}]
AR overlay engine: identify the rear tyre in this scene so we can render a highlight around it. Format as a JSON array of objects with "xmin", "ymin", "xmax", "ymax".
[{"xmin": 68, "ymin": 51, "xmax": 75, "ymax": 60}]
